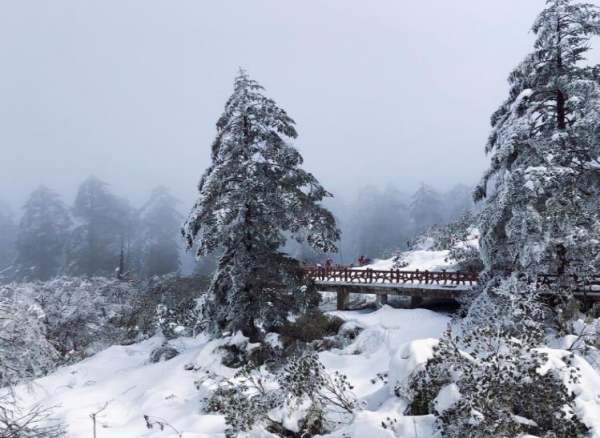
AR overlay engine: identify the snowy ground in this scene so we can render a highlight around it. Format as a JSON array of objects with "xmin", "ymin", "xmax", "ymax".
[
  {"xmin": 11, "ymin": 307, "xmax": 600, "ymax": 438},
  {"xmin": 10, "ymin": 306, "xmax": 451, "ymax": 438},
  {"xmin": 360, "ymin": 228, "xmax": 479, "ymax": 273},
  {"xmin": 361, "ymin": 249, "xmax": 452, "ymax": 272},
  {"xmin": 9, "ymin": 242, "xmax": 600, "ymax": 437}
]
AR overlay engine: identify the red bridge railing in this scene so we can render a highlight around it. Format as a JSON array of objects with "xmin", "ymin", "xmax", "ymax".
[
  {"xmin": 302, "ymin": 268, "xmax": 600, "ymax": 292},
  {"xmin": 303, "ymin": 267, "xmax": 479, "ymax": 286}
]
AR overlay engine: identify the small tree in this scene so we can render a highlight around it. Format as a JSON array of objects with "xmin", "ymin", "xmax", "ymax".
[{"xmin": 183, "ymin": 70, "xmax": 339, "ymax": 340}]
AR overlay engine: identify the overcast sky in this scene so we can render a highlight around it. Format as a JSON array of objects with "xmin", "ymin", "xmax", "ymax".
[{"xmin": 2, "ymin": 0, "xmax": 599, "ymax": 211}]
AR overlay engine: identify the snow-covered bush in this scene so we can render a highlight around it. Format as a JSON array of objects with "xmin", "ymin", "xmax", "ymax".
[
  {"xmin": 32, "ymin": 277, "xmax": 140, "ymax": 361},
  {"xmin": 402, "ymin": 277, "xmax": 588, "ymax": 437},
  {"xmin": 397, "ymin": 212, "xmax": 482, "ymax": 271},
  {"xmin": 0, "ymin": 290, "xmax": 65, "ymax": 437},
  {"xmin": 1, "ymin": 277, "xmax": 146, "ymax": 366},
  {"xmin": 278, "ymin": 311, "xmax": 344, "ymax": 343},
  {"xmin": 0, "ymin": 396, "xmax": 66, "ymax": 438},
  {"xmin": 0, "ymin": 287, "xmax": 58, "ymax": 387},
  {"xmin": 137, "ymin": 275, "xmax": 208, "ymax": 339},
  {"xmin": 201, "ymin": 351, "xmax": 357, "ymax": 436}
]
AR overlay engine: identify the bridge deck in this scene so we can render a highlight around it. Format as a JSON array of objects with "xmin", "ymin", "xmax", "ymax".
[{"xmin": 303, "ymin": 267, "xmax": 600, "ymax": 310}]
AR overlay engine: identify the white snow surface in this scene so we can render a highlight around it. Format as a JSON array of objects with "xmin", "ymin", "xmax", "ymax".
[
  {"xmin": 7, "ymin": 242, "xmax": 600, "ymax": 438},
  {"xmin": 9, "ymin": 306, "xmax": 451, "ymax": 438},
  {"xmin": 9, "ymin": 305, "xmax": 600, "ymax": 437},
  {"xmin": 361, "ymin": 249, "xmax": 452, "ymax": 272},
  {"xmin": 359, "ymin": 230, "xmax": 480, "ymax": 272}
]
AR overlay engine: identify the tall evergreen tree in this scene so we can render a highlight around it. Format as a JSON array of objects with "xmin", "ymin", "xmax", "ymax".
[
  {"xmin": 403, "ymin": 5, "xmax": 600, "ymax": 435},
  {"xmin": 183, "ymin": 70, "xmax": 339, "ymax": 339},
  {"xmin": 351, "ymin": 185, "xmax": 411, "ymax": 259},
  {"xmin": 444, "ymin": 184, "xmax": 474, "ymax": 223},
  {"xmin": 68, "ymin": 176, "xmax": 135, "ymax": 277},
  {"xmin": 475, "ymin": 0, "xmax": 600, "ymax": 279},
  {"xmin": 14, "ymin": 186, "xmax": 71, "ymax": 281},
  {"xmin": 139, "ymin": 186, "xmax": 182, "ymax": 278},
  {"xmin": 0, "ymin": 201, "xmax": 18, "ymax": 279},
  {"xmin": 409, "ymin": 183, "xmax": 443, "ymax": 234}
]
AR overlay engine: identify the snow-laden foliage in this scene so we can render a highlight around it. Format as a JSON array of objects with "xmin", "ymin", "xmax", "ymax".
[
  {"xmin": 0, "ymin": 396, "xmax": 66, "ymax": 438},
  {"xmin": 404, "ymin": 277, "xmax": 588, "ymax": 437},
  {"xmin": 201, "ymin": 351, "xmax": 357, "ymax": 436},
  {"xmin": 139, "ymin": 186, "xmax": 182, "ymax": 278},
  {"xmin": 33, "ymin": 277, "xmax": 141, "ymax": 361},
  {"xmin": 475, "ymin": 0, "xmax": 600, "ymax": 279},
  {"xmin": 13, "ymin": 186, "xmax": 71, "ymax": 281},
  {"xmin": 0, "ymin": 287, "xmax": 58, "ymax": 387},
  {"xmin": 395, "ymin": 212, "xmax": 482, "ymax": 271},
  {"xmin": 182, "ymin": 70, "xmax": 339, "ymax": 339},
  {"xmin": 1, "ymin": 277, "xmax": 140, "ymax": 365},
  {"xmin": 408, "ymin": 2, "xmax": 600, "ymax": 435},
  {"xmin": 133, "ymin": 274, "xmax": 209, "ymax": 339}
]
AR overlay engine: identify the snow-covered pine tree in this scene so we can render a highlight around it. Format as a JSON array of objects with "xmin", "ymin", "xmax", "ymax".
[
  {"xmin": 139, "ymin": 186, "xmax": 182, "ymax": 278},
  {"xmin": 182, "ymin": 70, "xmax": 339, "ymax": 340},
  {"xmin": 351, "ymin": 185, "xmax": 412, "ymax": 258},
  {"xmin": 67, "ymin": 176, "xmax": 137, "ymax": 277},
  {"xmin": 14, "ymin": 186, "xmax": 71, "ymax": 281},
  {"xmin": 0, "ymin": 200, "xmax": 17, "ymax": 279},
  {"xmin": 409, "ymin": 183, "xmax": 443, "ymax": 234},
  {"xmin": 475, "ymin": 0, "xmax": 600, "ymax": 280},
  {"xmin": 402, "ymin": 3, "xmax": 600, "ymax": 434},
  {"xmin": 444, "ymin": 184, "xmax": 474, "ymax": 223}
]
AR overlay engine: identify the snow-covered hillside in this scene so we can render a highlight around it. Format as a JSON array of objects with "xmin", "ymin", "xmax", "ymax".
[
  {"xmin": 360, "ymin": 228, "xmax": 480, "ymax": 272},
  {"xmin": 11, "ymin": 307, "xmax": 450, "ymax": 438},
  {"xmin": 13, "ymin": 305, "xmax": 600, "ymax": 437},
  {"xmin": 10, "ymin": 241, "xmax": 600, "ymax": 438}
]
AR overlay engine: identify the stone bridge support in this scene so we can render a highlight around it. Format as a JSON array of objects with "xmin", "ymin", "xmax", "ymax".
[
  {"xmin": 337, "ymin": 289, "xmax": 350, "ymax": 311},
  {"xmin": 376, "ymin": 293, "xmax": 388, "ymax": 307}
]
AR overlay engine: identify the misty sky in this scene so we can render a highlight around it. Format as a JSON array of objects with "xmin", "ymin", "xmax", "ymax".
[{"xmin": 2, "ymin": 0, "xmax": 600, "ymax": 212}]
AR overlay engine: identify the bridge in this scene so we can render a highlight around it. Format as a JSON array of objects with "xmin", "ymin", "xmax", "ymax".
[{"xmin": 302, "ymin": 267, "xmax": 600, "ymax": 310}]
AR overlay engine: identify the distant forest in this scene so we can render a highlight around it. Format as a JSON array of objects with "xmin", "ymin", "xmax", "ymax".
[{"xmin": 0, "ymin": 178, "xmax": 473, "ymax": 283}]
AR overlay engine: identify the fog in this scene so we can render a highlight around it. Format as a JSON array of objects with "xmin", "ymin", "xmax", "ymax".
[{"xmin": 1, "ymin": 0, "xmax": 599, "ymax": 211}]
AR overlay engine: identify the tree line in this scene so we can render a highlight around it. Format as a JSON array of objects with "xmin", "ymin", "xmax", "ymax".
[
  {"xmin": 0, "ymin": 180, "xmax": 473, "ymax": 282},
  {"xmin": 0, "ymin": 178, "xmax": 181, "ymax": 282}
]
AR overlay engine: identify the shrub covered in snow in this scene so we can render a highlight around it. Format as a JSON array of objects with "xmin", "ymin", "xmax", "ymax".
[
  {"xmin": 201, "ymin": 350, "xmax": 357, "ymax": 436},
  {"xmin": 401, "ymin": 277, "xmax": 588, "ymax": 437},
  {"xmin": 0, "ymin": 287, "xmax": 58, "ymax": 387},
  {"xmin": 0, "ymin": 275, "xmax": 210, "ymax": 370},
  {"xmin": 0, "ymin": 396, "xmax": 66, "ymax": 438},
  {"xmin": 30, "ymin": 277, "xmax": 141, "ymax": 361},
  {"xmin": 136, "ymin": 274, "xmax": 208, "ymax": 339},
  {"xmin": 0, "ymin": 290, "xmax": 66, "ymax": 437},
  {"xmin": 397, "ymin": 212, "xmax": 482, "ymax": 272}
]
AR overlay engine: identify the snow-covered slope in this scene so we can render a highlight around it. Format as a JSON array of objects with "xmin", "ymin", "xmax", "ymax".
[
  {"xmin": 8, "ymin": 240, "xmax": 600, "ymax": 438},
  {"xmin": 10, "ymin": 307, "xmax": 451, "ymax": 438},
  {"xmin": 10, "ymin": 307, "xmax": 600, "ymax": 438},
  {"xmin": 360, "ymin": 228, "xmax": 480, "ymax": 272},
  {"xmin": 362, "ymin": 249, "xmax": 452, "ymax": 272}
]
